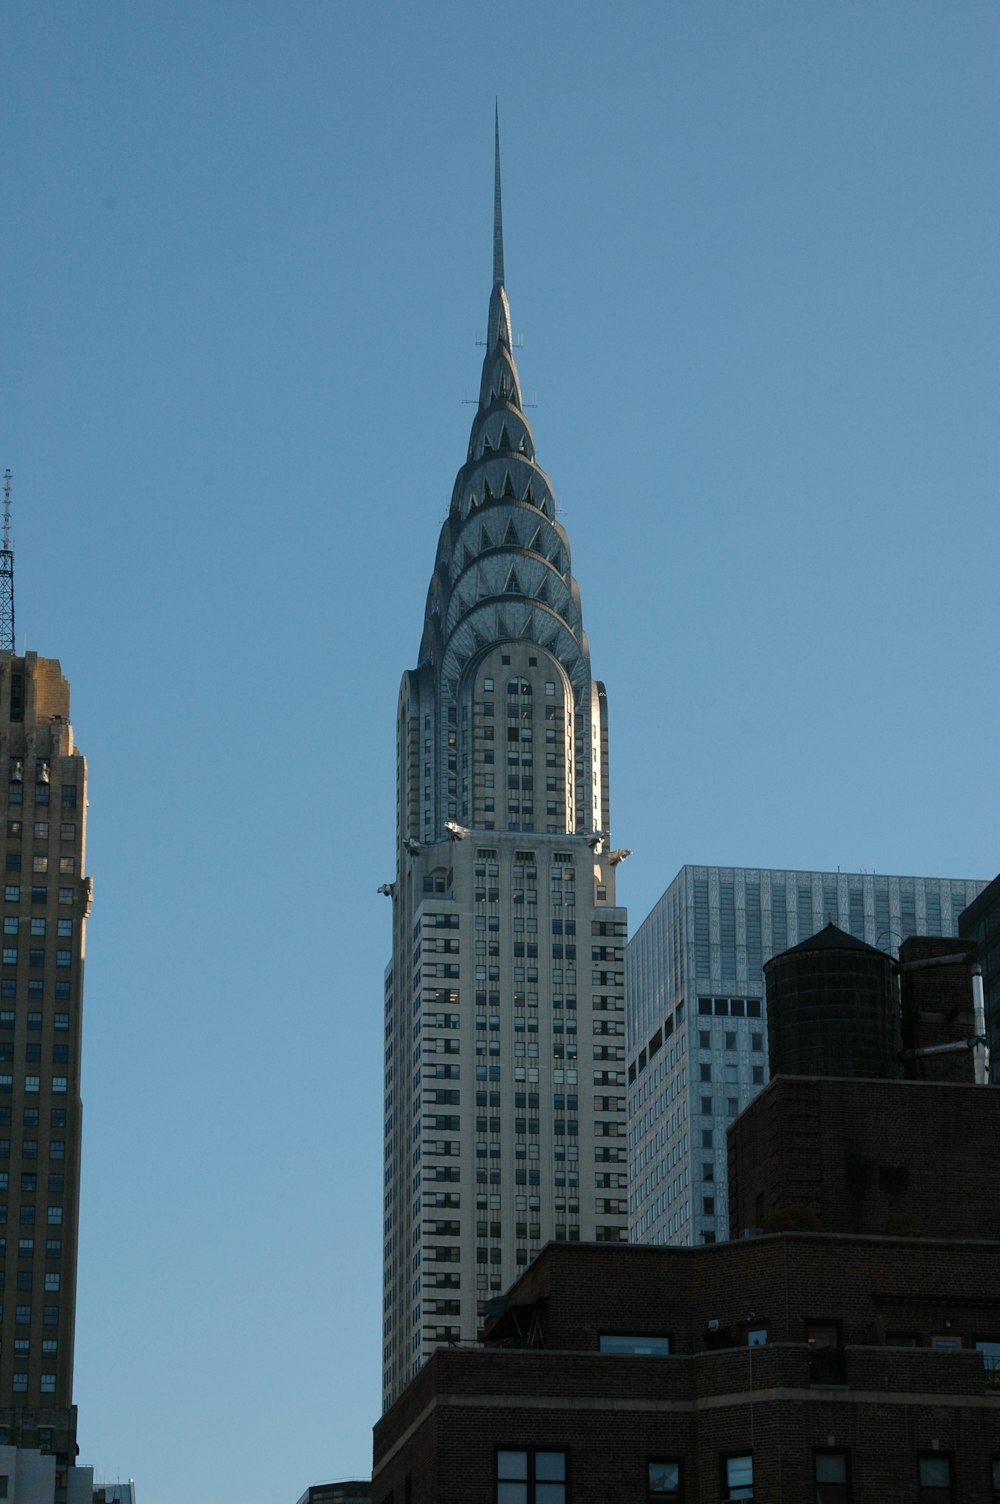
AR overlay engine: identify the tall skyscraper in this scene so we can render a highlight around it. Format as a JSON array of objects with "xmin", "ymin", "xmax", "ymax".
[
  {"xmin": 382, "ymin": 126, "xmax": 627, "ymax": 1408},
  {"xmin": 626, "ymin": 864, "xmax": 987, "ymax": 1248},
  {"xmin": 0, "ymin": 649, "xmax": 90, "ymax": 1474}
]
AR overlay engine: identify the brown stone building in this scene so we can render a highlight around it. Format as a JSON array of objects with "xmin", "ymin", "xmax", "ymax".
[
  {"xmin": 727, "ymin": 1075, "xmax": 1000, "ymax": 1241},
  {"xmin": 372, "ymin": 1237, "xmax": 1000, "ymax": 1502},
  {"xmin": 373, "ymin": 914, "xmax": 1000, "ymax": 1501},
  {"xmin": 0, "ymin": 653, "xmax": 91, "ymax": 1478}
]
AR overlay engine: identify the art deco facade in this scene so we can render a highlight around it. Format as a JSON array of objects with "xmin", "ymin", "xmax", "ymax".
[
  {"xmin": 626, "ymin": 865, "xmax": 986, "ymax": 1248},
  {"xmin": 382, "ymin": 136, "xmax": 627, "ymax": 1408},
  {"xmin": 0, "ymin": 653, "xmax": 90, "ymax": 1473}
]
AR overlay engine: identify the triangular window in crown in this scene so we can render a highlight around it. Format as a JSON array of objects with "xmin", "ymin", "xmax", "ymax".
[
  {"xmin": 503, "ymin": 565, "xmax": 522, "ymax": 596},
  {"xmin": 535, "ymin": 577, "xmax": 549, "ymax": 604},
  {"xmin": 498, "ymin": 425, "xmax": 510, "ymax": 452},
  {"xmin": 463, "ymin": 543, "xmax": 475, "ymax": 568},
  {"xmin": 527, "ymin": 527, "xmax": 542, "ymax": 553},
  {"xmin": 480, "ymin": 523, "xmax": 495, "ymax": 551},
  {"xmin": 524, "ymin": 481, "xmax": 535, "ymax": 504},
  {"xmin": 481, "ymin": 435, "xmax": 493, "ymax": 454},
  {"xmin": 502, "ymin": 470, "xmax": 516, "ymax": 499},
  {"xmin": 519, "ymin": 613, "xmax": 535, "ymax": 639},
  {"xmin": 502, "ymin": 518, "xmax": 519, "ymax": 547},
  {"xmin": 483, "ymin": 478, "xmax": 494, "ymax": 501}
]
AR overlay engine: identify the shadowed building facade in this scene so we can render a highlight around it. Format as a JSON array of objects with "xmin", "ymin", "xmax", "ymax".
[
  {"xmin": 0, "ymin": 652, "xmax": 90, "ymax": 1482},
  {"xmin": 626, "ymin": 865, "xmax": 987, "ymax": 1248},
  {"xmin": 373, "ymin": 1238, "xmax": 1000, "ymax": 1503},
  {"xmin": 960, "ymin": 872, "xmax": 1000, "ymax": 1084},
  {"xmin": 381, "ymin": 126, "xmax": 627, "ymax": 1408}
]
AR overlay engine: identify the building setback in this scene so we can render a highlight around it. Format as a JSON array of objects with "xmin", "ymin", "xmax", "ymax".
[
  {"xmin": 380, "ymin": 126, "xmax": 627, "ymax": 1409},
  {"xmin": 626, "ymin": 864, "xmax": 987, "ymax": 1246},
  {"xmin": 0, "ymin": 653, "xmax": 90, "ymax": 1475}
]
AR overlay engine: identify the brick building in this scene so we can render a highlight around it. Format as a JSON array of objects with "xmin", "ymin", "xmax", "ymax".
[
  {"xmin": 372, "ymin": 1238, "xmax": 1000, "ymax": 1502},
  {"xmin": 727, "ymin": 1075, "xmax": 1000, "ymax": 1240},
  {"xmin": 373, "ymin": 913, "xmax": 1000, "ymax": 1501}
]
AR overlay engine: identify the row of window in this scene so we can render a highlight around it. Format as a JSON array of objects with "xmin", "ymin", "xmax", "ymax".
[
  {"xmin": 3, "ymin": 886, "xmax": 76, "ymax": 905},
  {"xmin": 697, "ymin": 997, "xmax": 762, "ymax": 1018},
  {"xmin": 0, "ymin": 1047, "xmax": 69, "ymax": 1064},
  {"xmin": 0, "ymin": 1273, "xmax": 61, "ymax": 1294},
  {"xmin": 5, "ymin": 820, "xmax": 76, "ymax": 841},
  {"xmin": 2, "ymin": 917, "xmax": 73, "ymax": 935},
  {"xmin": 0, "ymin": 1239, "xmax": 63, "ymax": 1258},
  {"xmin": 0, "ymin": 1207, "xmax": 64, "ymax": 1224},
  {"xmin": 0, "ymin": 1175, "xmax": 63, "ymax": 1193},
  {"xmin": 0, "ymin": 1077, "xmax": 68, "ymax": 1094},
  {"xmin": 9, "ymin": 1373, "xmax": 58, "ymax": 1393},
  {"xmin": 699, "ymin": 1064, "xmax": 765, "ymax": 1087},
  {"xmin": 2, "ymin": 857, "xmax": 76, "ymax": 876},
  {"xmin": 2, "ymin": 1008, "xmax": 71, "ymax": 1028},
  {"xmin": 476, "ymin": 887, "xmax": 579, "ymax": 905},
  {"xmin": 0, "ymin": 1107, "xmax": 66, "ymax": 1127},
  {"xmin": 5, "ymin": 1340, "xmax": 59, "ymax": 1360},
  {"xmin": 4, "ymin": 1299, "xmax": 62, "ymax": 1323},
  {"xmin": 6, "ymin": 784, "xmax": 77, "ymax": 808},
  {"xmin": 1, "ymin": 949, "xmax": 73, "ymax": 967},
  {"xmin": 0, "ymin": 1143, "xmax": 64, "ymax": 1162},
  {"xmin": 490, "ymin": 1448, "xmax": 993, "ymax": 1501}
]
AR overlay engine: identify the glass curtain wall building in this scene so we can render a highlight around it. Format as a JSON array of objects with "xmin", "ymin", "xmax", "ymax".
[{"xmin": 626, "ymin": 865, "xmax": 987, "ymax": 1246}]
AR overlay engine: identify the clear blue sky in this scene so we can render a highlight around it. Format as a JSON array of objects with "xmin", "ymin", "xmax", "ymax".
[{"xmin": 2, "ymin": 3, "xmax": 997, "ymax": 1498}]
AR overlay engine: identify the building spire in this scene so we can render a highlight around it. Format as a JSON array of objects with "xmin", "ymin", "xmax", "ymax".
[
  {"xmin": 493, "ymin": 102, "xmax": 504, "ymax": 289},
  {"xmin": 0, "ymin": 470, "xmax": 13, "ymax": 654}
]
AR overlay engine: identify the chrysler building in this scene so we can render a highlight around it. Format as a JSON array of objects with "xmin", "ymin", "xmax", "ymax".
[{"xmin": 381, "ymin": 123, "xmax": 627, "ymax": 1407}]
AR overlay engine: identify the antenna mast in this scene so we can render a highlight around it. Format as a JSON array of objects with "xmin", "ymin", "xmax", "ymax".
[{"xmin": 0, "ymin": 470, "xmax": 14, "ymax": 653}]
